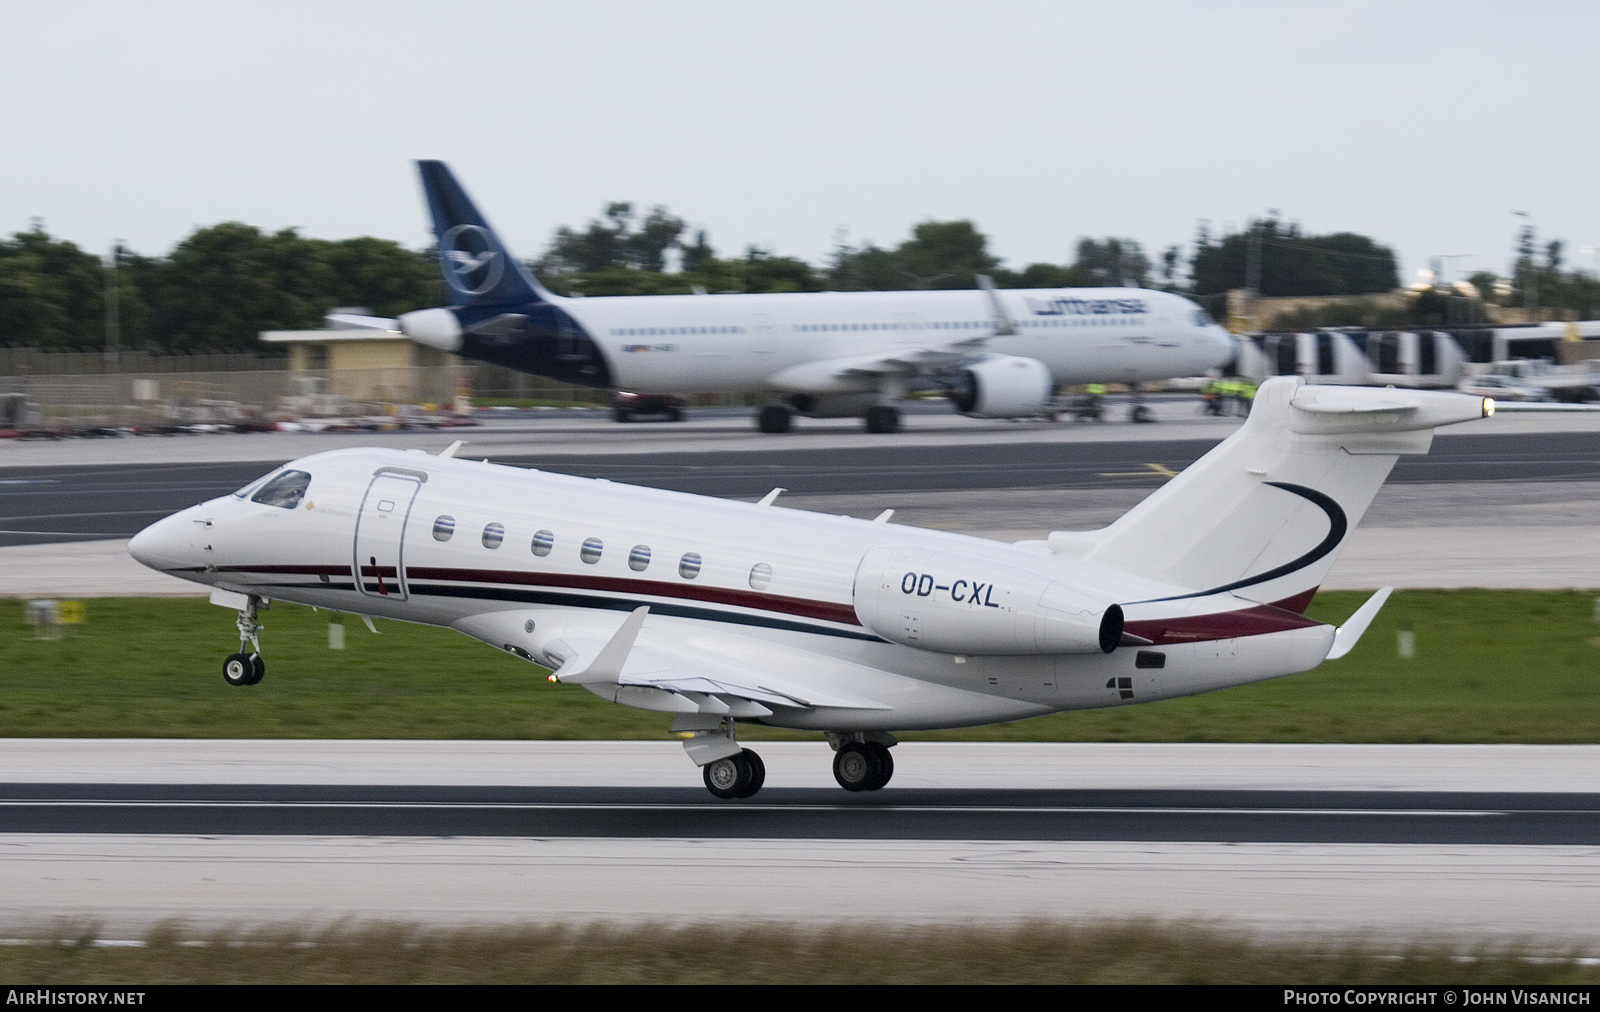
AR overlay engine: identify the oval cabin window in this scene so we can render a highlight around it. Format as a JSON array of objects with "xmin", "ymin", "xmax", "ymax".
[
  {"xmin": 580, "ymin": 538, "xmax": 604, "ymax": 564},
  {"xmin": 432, "ymin": 516, "xmax": 456, "ymax": 542},
  {"xmin": 678, "ymin": 552, "xmax": 702, "ymax": 579},
  {"xmin": 482, "ymin": 522, "xmax": 505, "ymax": 549},
  {"xmin": 748, "ymin": 562, "xmax": 773, "ymax": 591},
  {"xmin": 531, "ymin": 530, "xmax": 554, "ymax": 556},
  {"xmin": 628, "ymin": 545, "xmax": 651, "ymax": 572}
]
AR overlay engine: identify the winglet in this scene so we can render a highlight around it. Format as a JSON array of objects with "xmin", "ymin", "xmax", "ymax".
[
  {"xmin": 977, "ymin": 274, "xmax": 1017, "ymax": 336},
  {"xmin": 556, "ymin": 606, "xmax": 650, "ymax": 684},
  {"xmin": 1325, "ymin": 587, "xmax": 1392, "ymax": 660}
]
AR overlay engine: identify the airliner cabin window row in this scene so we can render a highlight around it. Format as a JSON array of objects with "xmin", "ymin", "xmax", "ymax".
[
  {"xmin": 580, "ymin": 538, "xmax": 604, "ymax": 564},
  {"xmin": 679, "ymin": 552, "xmax": 702, "ymax": 579},
  {"xmin": 628, "ymin": 545, "xmax": 651, "ymax": 572},
  {"xmin": 482, "ymin": 522, "xmax": 505, "ymax": 549},
  {"xmin": 251, "ymin": 471, "xmax": 311, "ymax": 510},
  {"xmin": 432, "ymin": 516, "xmax": 455, "ymax": 541},
  {"xmin": 531, "ymin": 530, "xmax": 554, "ymax": 556}
]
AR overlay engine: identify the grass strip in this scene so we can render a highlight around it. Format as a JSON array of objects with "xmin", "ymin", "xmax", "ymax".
[
  {"xmin": 4, "ymin": 920, "xmax": 1599, "ymax": 984},
  {"xmin": 0, "ymin": 590, "xmax": 1596, "ymax": 742}
]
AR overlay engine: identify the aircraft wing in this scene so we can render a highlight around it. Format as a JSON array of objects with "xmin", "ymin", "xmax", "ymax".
[
  {"xmin": 324, "ymin": 312, "xmax": 401, "ymax": 332},
  {"xmin": 764, "ymin": 338, "xmax": 993, "ymax": 392},
  {"xmin": 452, "ymin": 607, "xmax": 891, "ymax": 716}
]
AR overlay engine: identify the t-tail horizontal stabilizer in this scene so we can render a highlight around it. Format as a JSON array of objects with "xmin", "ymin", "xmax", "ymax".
[{"xmin": 1325, "ymin": 587, "xmax": 1392, "ymax": 661}]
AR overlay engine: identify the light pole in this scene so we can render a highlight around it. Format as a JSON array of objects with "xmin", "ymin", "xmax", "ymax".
[
  {"xmin": 104, "ymin": 240, "xmax": 122, "ymax": 369},
  {"xmin": 1513, "ymin": 211, "xmax": 1538, "ymax": 323}
]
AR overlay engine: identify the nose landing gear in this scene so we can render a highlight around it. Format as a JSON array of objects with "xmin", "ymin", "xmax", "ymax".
[{"xmin": 222, "ymin": 595, "xmax": 266, "ymax": 686}]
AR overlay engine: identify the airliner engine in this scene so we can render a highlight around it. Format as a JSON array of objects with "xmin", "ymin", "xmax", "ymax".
[
  {"xmin": 853, "ymin": 544, "xmax": 1122, "ymax": 654},
  {"xmin": 945, "ymin": 355, "xmax": 1054, "ymax": 417}
]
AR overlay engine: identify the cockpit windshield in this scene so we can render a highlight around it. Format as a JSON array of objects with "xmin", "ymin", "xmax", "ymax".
[
  {"xmin": 250, "ymin": 470, "xmax": 312, "ymax": 510},
  {"xmin": 1194, "ymin": 309, "xmax": 1215, "ymax": 327},
  {"xmin": 232, "ymin": 470, "xmax": 279, "ymax": 499}
]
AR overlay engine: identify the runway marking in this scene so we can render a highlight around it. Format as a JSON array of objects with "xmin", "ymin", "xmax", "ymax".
[
  {"xmin": 1097, "ymin": 463, "xmax": 1179, "ymax": 480},
  {"xmin": 0, "ymin": 800, "xmax": 1510, "ymax": 817}
]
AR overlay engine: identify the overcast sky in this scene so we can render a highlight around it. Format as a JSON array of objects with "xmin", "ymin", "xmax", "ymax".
[{"xmin": 3, "ymin": 0, "xmax": 1596, "ymax": 287}]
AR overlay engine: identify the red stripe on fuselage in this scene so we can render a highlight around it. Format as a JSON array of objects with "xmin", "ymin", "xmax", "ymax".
[
  {"xmin": 1122, "ymin": 603, "xmax": 1324, "ymax": 645},
  {"xmin": 208, "ymin": 565, "xmax": 1324, "ymax": 644}
]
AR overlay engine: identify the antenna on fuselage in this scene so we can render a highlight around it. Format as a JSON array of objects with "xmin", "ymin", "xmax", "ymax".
[
  {"xmin": 756, "ymin": 487, "xmax": 786, "ymax": 506},
  {"xmin": 439, "ymin": 440, "xmax": 466, "ymax": 459}
]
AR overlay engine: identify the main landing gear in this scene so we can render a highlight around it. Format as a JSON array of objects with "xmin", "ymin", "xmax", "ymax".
[
  {"xmin": 222, "ymin": 595, "xmax": 266, "ymax": 686},
  {"xmin": 756, "ymin": 405, "xmax": 792, "ymax": 433},
  {"xmin": 702, "ymin": 748, "xmax": 766, "ymax": 800},
  {"xmin": 862, "ymin": 405, "xmax": 900, "ymax": 434},
  {"xmin": 829, "ymin": 732, "xmax": 895, "ymax": 792},
  {"xmin": 678, "ymin": 719, "xmax": 899, "ymax": 799}
]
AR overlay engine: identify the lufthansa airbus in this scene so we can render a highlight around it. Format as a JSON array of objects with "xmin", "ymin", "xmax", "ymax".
[{"xmin": 336, "ymin": 162, "xmax": 1236, "ymax": 433}]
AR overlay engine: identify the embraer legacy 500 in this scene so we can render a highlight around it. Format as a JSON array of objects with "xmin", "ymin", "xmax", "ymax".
[
  {"xmin": 333, "ymin": 162, "xmax": 1236, "ymax": 433},
  {"xmin": 130, "ymin": 378, "xmax": 1491, "ymax": 798}
]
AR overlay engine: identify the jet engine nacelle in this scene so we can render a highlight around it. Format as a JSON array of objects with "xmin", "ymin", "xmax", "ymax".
[
  {"xmin": 946, "ymin": 355, "xmax": 1054, "ymax": 417},
  {"xmin": 853, "ymin": 544, "xmax": 1122, "ymax": 655}
]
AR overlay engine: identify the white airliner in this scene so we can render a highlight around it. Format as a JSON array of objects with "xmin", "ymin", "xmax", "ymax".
[
  {"xmin": 129, "ymin": 377, "xmax": 1491, "ymax": 797},
  {"xmin": 335, "ymin": 162, "xmax": 1237, "ymax": 432}
]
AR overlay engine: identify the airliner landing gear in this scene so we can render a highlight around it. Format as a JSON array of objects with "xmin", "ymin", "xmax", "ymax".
[
  {"xmin": 756, "ymin": 405, "xmax": 792, "ymax": 433},
  {"xmin": 1128, "ymin": 383, "xmax": 1154, "ymax": 424},
  {"xmin": 863, "ymin": 405, "xmax": 900, "ymax": 434},
  {"xmin": 828, "ymin": 732, "xmax": 896, "ymax": 791},
  {"xmin": 222, "ymin": 596, "xmax": 266, "ymax": 686},
  {"xmin": 702, "ymin": 748, "xmax": 766, "ymax": 799}
]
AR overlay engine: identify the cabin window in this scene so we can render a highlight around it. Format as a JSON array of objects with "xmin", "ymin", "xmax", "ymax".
[
  {"xmin": 251, "ymin": 470, "xmax": 311, "ymax": 510},
  {"xmin": 482, "ymin": 522, "xmax": 505, "ymax": 549},
  {"xmin": 749, "ymin": 562, "xmax": 773, "ymax": 591},
  {"xmin": 580, "ymin": 538, "xmax": 604, "ymax": 564},
  {"xmin": 531, "ymin": 530, "xmax": 554, "ymax": 556},
  {"xmin": 628, "ymin": 545, "xmax": 651, "ymax": 572},
  {"xmin": 432, "ymin": 515, "xmax": 455, "ymax": 541},
  {"xmin": 678, "ymin": 552, "xmax": 702, "ymax": 579}
]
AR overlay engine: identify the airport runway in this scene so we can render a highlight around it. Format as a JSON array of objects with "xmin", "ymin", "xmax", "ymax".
[
  {"xmin": 4, "ymin": 429, "xmax": 1600, "ymax": 547},
  {"xmin": 3, "ymin": 742, "xmax": 1599, "ymax": 939},
  {"xmin": 4, "ymin": 783, "xmax": 1598, "ymax": 845}
]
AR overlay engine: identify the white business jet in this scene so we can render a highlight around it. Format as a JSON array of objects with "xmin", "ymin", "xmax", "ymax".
[
  {"xmin": 334, "ymin": 162, "xmax": 1236, "ymax": 432},
  {"xmin": 129, "ymin": 378, "xmax": 1492, "ymax": 798}
]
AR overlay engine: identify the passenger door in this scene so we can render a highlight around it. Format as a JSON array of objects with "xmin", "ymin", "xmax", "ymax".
[{"xmin": 352, "ymin": 471, "xmax": 423, "ymax": 601}]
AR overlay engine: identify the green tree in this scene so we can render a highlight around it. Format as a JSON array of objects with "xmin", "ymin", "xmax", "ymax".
[
  {"xmin": 0, "ymin": 226, "xmax": 107, "ymax": 350},
  {"xmin": 1071, "ymin": 237, "xmax": 1151, "ymax": 287},
  {"xmin": 1190, "ymin": 218, "xmax": 1398, "ymax": 297}
]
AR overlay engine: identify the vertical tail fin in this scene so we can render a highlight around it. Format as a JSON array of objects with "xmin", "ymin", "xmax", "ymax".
[
  {"xmin": 1052, "ymin": 377, "xmax": 1492, "ymax": 606},
  {"xmin": 415, "ymin": 160, "xmax": 552, "ymax": 308}
]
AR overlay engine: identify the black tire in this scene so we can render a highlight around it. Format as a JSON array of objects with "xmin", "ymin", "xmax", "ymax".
[
  {"xmin": 863, "ymin": 405, "xmax": 900, "ymax": 434},
  {"xmin": 738, "ymin": 749, "xmax": 765, "ymax": 798},
  {"xmin": 668, "ymin": 407, "xmax": 685, "ymax": 422},
  {"xmin": 863, "ymin": 741, "xmax": 893, "ymax": 790},
  {"xmin": 1130, "ymin": 404, "xmax": 1154, "ymax": 424},
  {"xmin": 756, "ymin": 405, "xmax": 792, "ymax": 434},
  {"xmin": 247, "ymin": 653, "xmax": 265, "ymax": 685},
  {"xmin": 613, "ymin": 407, "xmax": 633, "ymax": 423},
  {"xmin": 223, "ymin": 653, "xmax": 255, "ymax": 687},
  {"xmin": 833, "ymin": 742, "xmax": 884, "ymax": 792},
  {"xmin": 703, "ymin": 752, "xmax": 754, "ymax": 799}
]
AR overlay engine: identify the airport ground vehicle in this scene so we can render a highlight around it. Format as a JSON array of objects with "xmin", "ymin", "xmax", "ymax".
[{"xmin": 612, "ymin": 391, "xmax": 686, "ymax": 422}]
